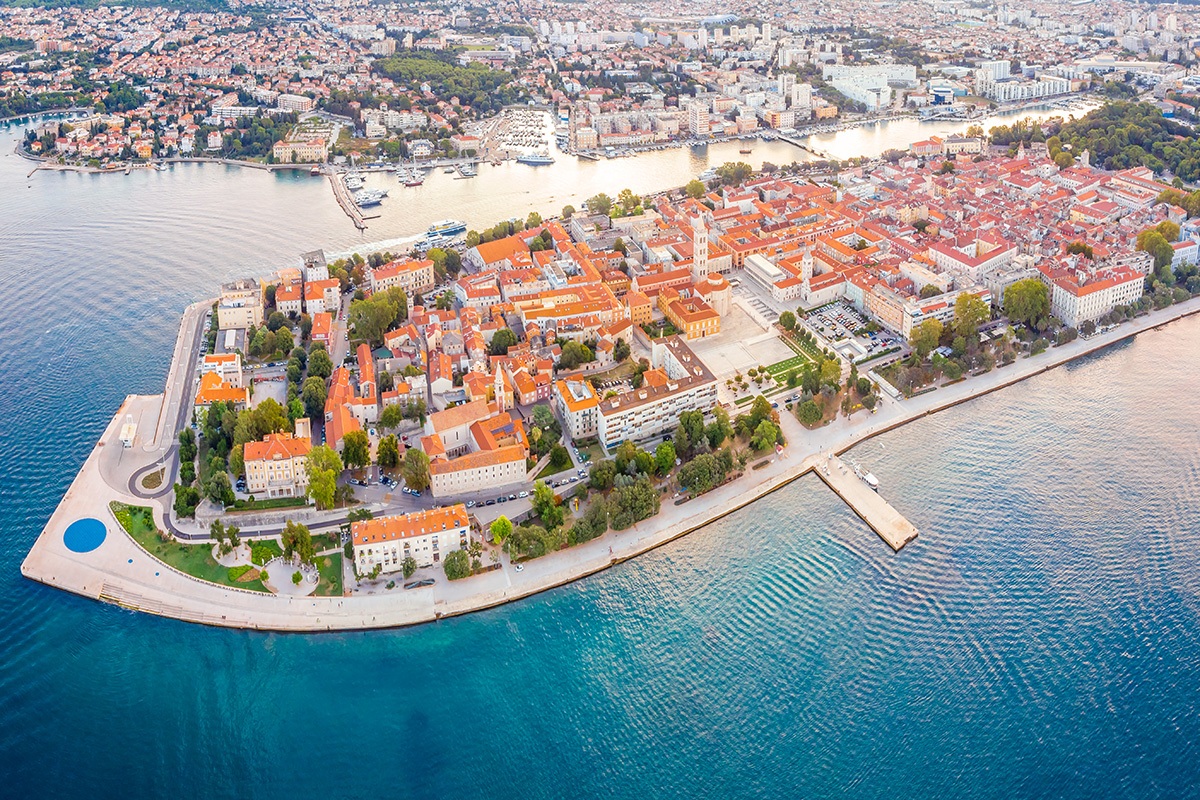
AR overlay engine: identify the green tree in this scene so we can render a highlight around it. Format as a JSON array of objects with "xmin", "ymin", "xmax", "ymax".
[
  {"xmin": 402, "ymin": 556, "xmax": 417, "ymax": 579},
  {"xmin": 562, "ymin": 204, "xmax": 575, "ymax": 219},
  {"xmin": 797, "ymin": 400, "xmax": 823, "ymax": 426},
  {"xmin": 342, "ymin": 430, "xmax": 371, "ymax": 469},
  {"xmin": 443, "ymin": 549, "xmax": 471, "ymax": 580},
  {"xmin": 379, "ymin": 403, "xmax": 405, "ymax": 429},
  {"xmin": 589, "ymin": 459, "xmax": 617, "ymax": 491},
  {"xmin": 778, "ymin": 310, "xmax": 796, "ymax": 331},
  {"xmin": 953, "ymin": 293, "xmax": 989, "ymax": 339},
  {"xmin": 586, "ymin": 193, "xmax": 613, "ymax": 215},
  {"xmin": 558, "ymin": 340, "xmax": 593, "ymax": 369},
  {"xmin": 377, "ymin": 434, "xmax": 400, "ymax": 468},
  {"xmin": 173, "ymin": 484, "xmax": 200, "ymax": 517},
  {"xmin": 547, "ymin": 443, "xmax": 572, "ymax": 473},
  {"xmin": 1003, "ymin": 278, "xmax": 1051, "ymax": 329},
  {"xmin": 301, "ymin": 376, "xmax": 327, "ymax": 419},
  {"xmin": 281, "ymin": 520, "xmax": 315, "ymax": 564},
  {"xmin": 490, "ymin": 515, "xmax": 513, "ymax": 543},
  {"xmin": 654, "ymin": 441, "xmax": 677, "ymax": 476},
  {"xmin": 306, "ymin": 444, "xmax": 343, "ymax": 510},
  {"xmin": 308, "ymin": 347, "xmax": 333, "ymax": 379},
  {"xmin": 532, "ymin": 480, "xmax": 564, "ymax": 529},
  {"xmin": 489, "ymin": 328, "xmax": 518, "ymax": 355},
  {"xmin": 206, "ymin": 471, "xmax": 234, "ymax": 506},
  {"xmin": 751, "ymin": 419, "xmax": 781, "ymax": 451},
  {"xmin": 685, "ymin": 179, "xmax": 707, "ymax": 199},
  {"xmin": 1157, "ymin": 219, "xmax": 1181, "ymax": 242},
  {"xmin": 401, "ymin": 447, "xmax": 431, "ymax": 492},
  {"xmin": 526, "ymin": 211, "xmax": 543, "ymax": 229},
  {"xmin": 909, "ymin": 318, "xmax": 943, "ymax": 359}
]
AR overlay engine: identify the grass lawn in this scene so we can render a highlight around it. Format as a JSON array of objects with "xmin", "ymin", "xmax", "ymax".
[
  {"xmin": 140, "ymin": 468, "xmax": 164, "ymax": 491},
  {"xmin": 110, "ymin": 501, "xmax": 269, "ymax": 592},
  {"xmin": 311, "ymin": 532, "xmax": 340, "ymax": 553},
  {"xmin": 313, "ymin": 553, "xmax": 344, "ymax": 596},
  {"xmin": 536, "ymin": 457, "xmax": 574, "ymax": 480},
  {"xmin": 765, "ymin": 353, "xmax": 811, "ymax": 378},
  {"xmin": 230, "ymin": 496, "xmax": 308, "ymax": 512}
]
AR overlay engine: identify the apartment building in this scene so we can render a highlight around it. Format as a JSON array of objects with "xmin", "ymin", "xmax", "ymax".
[
  {"xmin": 243, "ymin": 431, "xmax": 311, "ymax": 498},
  {"xmin": 597, "ymin": 336, "xmax": 718, "ymax": 448}
]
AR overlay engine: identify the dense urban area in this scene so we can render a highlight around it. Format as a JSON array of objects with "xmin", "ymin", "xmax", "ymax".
[{"xmin": 16, "ymin": 0, "xmax": 1200, "ymax": 612}]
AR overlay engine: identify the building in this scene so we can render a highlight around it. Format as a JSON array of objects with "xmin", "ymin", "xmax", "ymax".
[
  {"xmin": 199, "ymin": 352, "xmax": 243, "ymax": 388},
  {"xmin": 597, "ymin": 336, "xmax": 718, "ymax": 448},
  {"xmin": 428, "ymin": 446, "xmax": 527, "ymax": 497},
  {"xmin": 352, "ymin": 504, "xmax": 471, "ymax": 572},
  {"xmin": 194, "ymin": 370, "xmax": 250, "ymax": 419},
  {"xmin": 1039, "ymin": 263, "xmax": 1146, "ymax": 328},
  {"xmin": 217, "ymin": 279, "xmax": 263, "ymax": 330},
  {"xmin": 554, "ymin": 378, "xmax": 600, "ymax": 439},
  {"xmin": 370, "ymin": 258, "xmax": 436, "ymax": 296},
  {"xmin": 243, "ymin": 431, "xmax": 312, "ymax": 498}
]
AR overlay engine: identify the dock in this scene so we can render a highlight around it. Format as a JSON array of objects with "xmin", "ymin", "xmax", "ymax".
[
  {"xmin": 814, "ymin": 453, "xmax": 918, "ymax": 551},
  {"xmin": 327, "ymin": 174, "xmax": 367, "ymax": 230}
]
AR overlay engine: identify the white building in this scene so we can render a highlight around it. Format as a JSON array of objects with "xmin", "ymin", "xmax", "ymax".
[
  {"xmin": 597, "ymin": 337, "xmax": 718, "ymax": 448},
  {"xmin": 352, "ymin": 505, "xmax": 471, "ymax": 572}
]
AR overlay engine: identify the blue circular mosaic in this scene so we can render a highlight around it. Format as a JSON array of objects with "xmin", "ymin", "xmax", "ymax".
[{"xmin": 63, "ymin": 518, "xmax": 107, "ymax": 553}]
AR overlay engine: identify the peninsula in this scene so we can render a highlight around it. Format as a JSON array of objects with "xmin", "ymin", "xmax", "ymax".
[{"xmin": 22, "ymin": 142, "xmax": 1200, "ymax": 631}]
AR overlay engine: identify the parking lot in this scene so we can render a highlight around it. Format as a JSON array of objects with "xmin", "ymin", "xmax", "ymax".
[{"xmin": 808, "ymin": 301, "xmax": 904, "ymax": 362}]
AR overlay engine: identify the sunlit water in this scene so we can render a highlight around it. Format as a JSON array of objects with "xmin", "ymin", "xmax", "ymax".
[{"xmin": 3, "ymin": 105, "xmax": 1198, "ymax": 799}]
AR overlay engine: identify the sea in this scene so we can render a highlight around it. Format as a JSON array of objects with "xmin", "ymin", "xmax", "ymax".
[{"xmin": 2, "ymin": 105, "xmax": 1199, "ymax": 798}]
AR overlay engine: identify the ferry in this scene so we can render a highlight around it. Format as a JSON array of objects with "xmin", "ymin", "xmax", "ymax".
[
  {"xmin": 517, "ymin": 152, "xmax": 555, "ymax": 166},
  {"xmin": 427, "ymin": 219, "xmax": 467, "ymax": 237},
  {"xmin": 309, "ymin": 165, "xmax": 321, "ymax": 176},
  {"xmin": 354, "ymin": 189, "xmax": 387, "ymax": 207}
]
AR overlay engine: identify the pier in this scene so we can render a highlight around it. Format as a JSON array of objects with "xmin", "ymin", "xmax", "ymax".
[
  {"xmin": 327, "ymin": 173, "xmax": 367, "ymax": 230},
  {"xmin": 814, "ymin": 453, "xmax": 918, "ymax": 551}
]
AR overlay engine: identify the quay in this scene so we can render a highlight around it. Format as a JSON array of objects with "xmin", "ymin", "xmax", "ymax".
[
  {"xmin": 327, "ymin": 173, "xmax": 367, "ymax": 230},
  {"xmin": 814, "ymin": 454, "xmax": 917, "ymax": 551}
]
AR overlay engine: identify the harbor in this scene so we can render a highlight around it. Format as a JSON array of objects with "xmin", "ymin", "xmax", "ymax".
[{"xmin": 815, "ymin": 454, "xmax": 918, "ymax": 551}]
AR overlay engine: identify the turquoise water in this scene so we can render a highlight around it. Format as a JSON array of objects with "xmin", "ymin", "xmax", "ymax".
[{"xmin": 3, "ymin": 119, "xmax": 1200, "ymax": 798}]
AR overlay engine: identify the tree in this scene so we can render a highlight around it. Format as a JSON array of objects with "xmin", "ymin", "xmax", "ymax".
[
  {"xmin": 797, "ymin": 400, "xmax": 823, "ymax": 426},
  {"xmin": 302, "ymin": 376, "xmax": 327, "ymax": 419},
  {"xmin": 609, "ymin": 477, "xmax": 660, "ymax": 530},
  {"xmin": 377, "ymin": 434, "xmax": 400, "ymax": 468},
  {"xmin": 526, "ymin": 211, "xmax": 543, "ymax": 229},
  {"xmin": 349, "ymin": 288, "xmax": 406, "ymax": 343},
  {"xmin": 489, "ymin": 328, "xmax": 518, "ymax": 355},
  {"xmin": 342, "ymin": 430, "xmax": 371, "ymax": 470},
  {"xmin": 490, "ymin": 516, "xmax": 513, "ymax": 543},
  {"xmin": 547, "ymin": 444, "xmax": 572, "ymax": 473},
  {"xmin": 532, "ymin": 480, "xmax": 564, "ymax": 529},
  {"xmin": 308, "ymin": 347, "xmax": 333, "ymax": 379},
  {"xmin": 589, "ymin": 459, "xmax": 617, "ymax": 491},
  {"xmin": 953, "ymin": 293, "xmax": 989, "ymax": 339},
  {"xmin": 306, "ymin": 445, "xmax": 343, "ymax": 510},
  {"xmin": 1004, "ymin": 278, "xmax": 1050, "ymax": 329},
  {"xmin": 654, "ymin": 441, "xmax": 676, "ymax": 476},
  {"xmin": 919, "ymin": 284, "xmax": 942, "ymax": 299},
  {"xmin": 379, "ymin": 403, "xmax": 405, "ymax": 429},
  {"xmin": 558, "ymin": 341, "xmax": 593, "ymax": 370},
  {"xmin": 751, "ymin": 419, "xmax": 781, "ymax": 451},
  {"xmin": 281, "ymin": 520, "xmax": 315, "ymax": 564},
  {"xmin": 443, "ymin": 549, "xmax": 471, "ymax": 580},
  {"xmin": 613, "ymin": 338, "xmax": 631, "ymax": 362},
  {"xmin": 173, "ymin": 484, "xmax": 200, "ymax": 517},
  {"xmin": 562, "ymin": 204, "xmax": 575, "ymax": 219},
  {"xmin": 685, "ymin": 178, "xmax": 707, "ymax": 198},
  {"xmin": 402, "ymin": 556, "xmax": 417, "ymax": 579},
  {"xmin": 909, "ymin": 318, "xmax": 943, "ymax": 359},
  {"xmin": 778, "ymin": 310, "xmax": 796, "ymax": 331},
  {"xmin": 586, "ymin": 193, "xmax": 613, "ymax": 216},
  {"xmin": 401, "ymin": 447, "xmax": 431, "ymax": 492},
  {"xmin": 706, "ymin": 406, "xmax": 733, "ymax": 449},
  {"xmin": 266, "ymin": 311, "xmax": 288, "ymax": 331},
  {"xmin": 1157, "ymin": 219, "xmax": 1181, "ymax": 242},
  {"xmin": 292, "ymin": 571, "xmax": 302, "ymax": 586},
  {"xmin": 206, "ymin": 471, "xmax": 234, "ymax": 506},
  {"xmin": 1137, "ymin": 229, "xmax": 1175, "ymax": 272}
]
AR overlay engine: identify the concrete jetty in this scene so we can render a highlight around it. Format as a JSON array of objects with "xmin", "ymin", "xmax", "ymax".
[
  {"xmin": 327, "ymin": 174, "xmax": 367, "ymax": 230},
  {"xmin": 814, "ymin": 453, "xmax": 918, "ymax": 551}
]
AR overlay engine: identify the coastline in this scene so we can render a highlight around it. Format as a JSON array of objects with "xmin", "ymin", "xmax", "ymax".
[{"xmin": 21, "ymin": 294, "xmax": 1200, "ymax": 632}]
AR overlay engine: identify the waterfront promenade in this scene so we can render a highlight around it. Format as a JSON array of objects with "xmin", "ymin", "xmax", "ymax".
[{"xmin": 21, "ymin": 296, "xmax": 1200, "ymax": 631}]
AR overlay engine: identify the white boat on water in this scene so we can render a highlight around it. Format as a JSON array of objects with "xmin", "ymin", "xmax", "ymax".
[{"xmin": 344, "ymin": 173, "xmax": 365, "ymax": 190}]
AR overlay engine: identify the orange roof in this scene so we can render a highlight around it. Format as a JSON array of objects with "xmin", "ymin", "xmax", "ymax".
[
  {"xmin": 195, "ymin": 371, "xmax": 249, "ymax": 407},
  {"xmin": 428, "ymin": 398, "xmax": 491, "ymax": 433},
  {"xmin": 428, "ymin": 444, "xmax": 526, "ymax": 474},
  {"xmin": 352, "ymin": 504, "xmax": 469, "ymax": 545},
  {"xmin": 243, "ymin": 432, "xmax": 311, "ymax": 462}
]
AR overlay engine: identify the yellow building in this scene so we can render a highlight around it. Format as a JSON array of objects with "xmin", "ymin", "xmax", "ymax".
[{"xmin": 244, "ymin": 432, "xmax": 312, "ymax": 498}]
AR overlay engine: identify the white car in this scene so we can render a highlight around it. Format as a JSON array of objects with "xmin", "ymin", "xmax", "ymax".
[{"xmin": 518, "ymin": 491, "xmax": 529, "ymax": 498}]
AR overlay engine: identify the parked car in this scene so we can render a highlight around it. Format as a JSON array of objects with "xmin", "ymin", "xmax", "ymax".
[{"xmin": 518, "ymin": 491, "xmax": 529, "ymax": 498}]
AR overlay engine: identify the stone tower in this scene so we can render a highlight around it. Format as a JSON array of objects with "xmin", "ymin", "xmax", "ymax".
[{"xmin": 691, "ymin": 215, "xmax": 710, "ymax": 281}]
